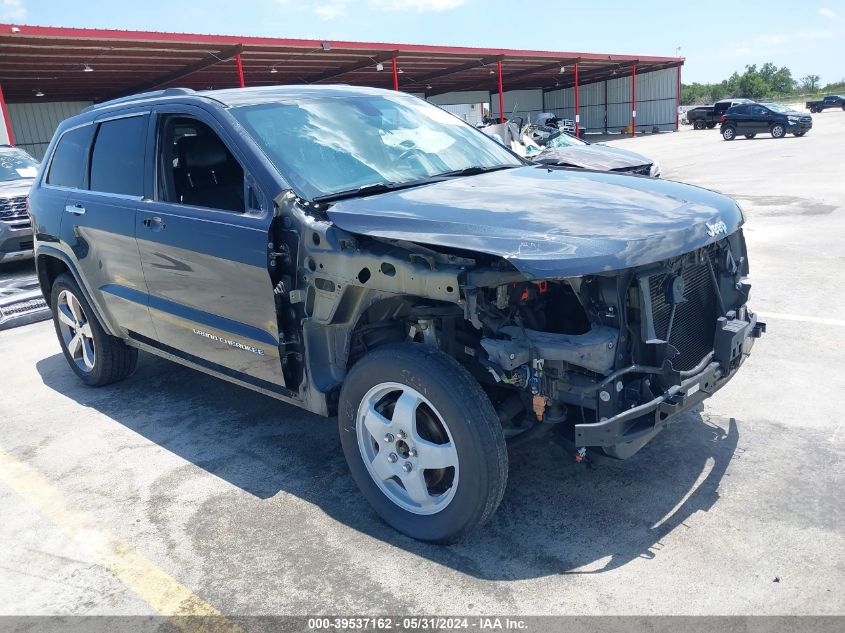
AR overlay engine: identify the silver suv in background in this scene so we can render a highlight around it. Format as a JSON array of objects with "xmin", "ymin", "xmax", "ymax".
[{"xmin": 0, "ymin": 145, "xmax": 38, "ymax": 263}]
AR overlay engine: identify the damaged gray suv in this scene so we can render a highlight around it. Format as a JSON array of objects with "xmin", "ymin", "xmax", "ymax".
[{"xmin": 29, "ymin": 85, "xmax": 764, "ymax": 543}]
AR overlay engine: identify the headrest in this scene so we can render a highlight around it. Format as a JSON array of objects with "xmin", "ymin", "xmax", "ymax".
[{"xmin": 178, "ymin": 134, "xmax": 229, "ymax": 170}]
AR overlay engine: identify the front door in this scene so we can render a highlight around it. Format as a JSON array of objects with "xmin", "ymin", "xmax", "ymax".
[
  {"xmin": 730, "ymin": 105, "xmax": 752, "ymax": 134},
  {"xmin": 136, "ymin": 108, "xmax": 288, "ymax": 393}
]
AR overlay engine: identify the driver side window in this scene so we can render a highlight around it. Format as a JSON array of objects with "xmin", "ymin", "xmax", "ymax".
[{"xmin": 157, "ymin": 115, "xmax": 246, "ymax": 213}]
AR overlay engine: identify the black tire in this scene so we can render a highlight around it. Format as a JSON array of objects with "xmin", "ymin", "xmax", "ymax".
[
  {"xmin": 339, "ymin": 343, "xmax": 508, "ymax": 543},
  {"xmin": 771, "ymin": 123, "xmax": 786, "ymax": 139},
  {"xmin": 744, "ymin": 133, "xmax": 756, "ymax": 139},
  {"xmin": 793, "ymin": 131, "xmax": 806, "ymax": 137},
  {"xmin": 693, "ymin": 119, "xmax": 706, "ymax": 130},
  {"xmin": 722, "ymin": 126, "xmax": 736, "ymax": 141},
  {"xmin": 841, "ymin": 104, "xmax": 845, "ymax": 111},
  {"xmin": 706, "ymin": 122, "xmax": 716, "ymax": 129},
  {"xmin": 50, "ymin": 273, "xmax": 138, "ymax": 387}
]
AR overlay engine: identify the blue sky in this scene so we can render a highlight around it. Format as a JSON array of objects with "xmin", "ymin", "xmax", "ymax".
[{"xmin": 2, "ymin": 0, "xmax": 842, "ymax": 85}]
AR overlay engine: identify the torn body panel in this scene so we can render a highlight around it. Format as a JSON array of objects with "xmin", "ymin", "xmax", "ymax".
[{"xmin": 271, "ymin": 185, "xmax": 760, "ymax": 460}]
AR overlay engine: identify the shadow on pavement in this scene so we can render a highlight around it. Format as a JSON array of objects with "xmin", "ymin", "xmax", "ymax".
[{"xmin": 36, "ymin": 349, "xmax": 738, "ymax": 580}]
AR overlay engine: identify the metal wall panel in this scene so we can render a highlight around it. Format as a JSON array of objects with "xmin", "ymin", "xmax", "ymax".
[
  {"xmin": 543, "ymin": 67, "xmax": 678, "ymax": 133},
  {"xmin": 543, "ymin": 82, "xmax": 608, "ymax": 132},
  {"xmin": 427, "ymin": 91, "xmax": 489, "ymax": 106},
  {"xmin": 438, "ymin": 103, "xmax": 484, "ymax": 126},
  {"xmin": 7, "ymin": 101, "xmax": 91, "ymax": 159},
  {"xmin": 491, "ymin": 89, "xmax": 544, "ymax": 122}
]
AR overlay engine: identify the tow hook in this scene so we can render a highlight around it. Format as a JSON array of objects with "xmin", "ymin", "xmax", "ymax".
[{"xmin": 575, "ymin": 447, "xmax": 588, "ymax": 463}]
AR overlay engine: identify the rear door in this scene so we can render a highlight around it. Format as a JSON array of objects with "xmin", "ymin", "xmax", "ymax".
[
  {"xmin": 58, "ymin": 111, "xmax": 156, "ymax": 338},
  {"xmin": 135, "ymin": 105, "xmax": 288, "ymax": 393}
]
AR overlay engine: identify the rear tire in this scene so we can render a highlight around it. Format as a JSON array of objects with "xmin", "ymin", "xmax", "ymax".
[
  {"xmin": 693, "ymin": 119, "xmax": 706, "ymax": 130},
  {"xmin": 706, "ymin": 122, "xmax": 716, "ymax": 129},
  {"xmin": 744, "ymin": 133, "xmax": 756, "ymax": 139},
  {"xmin": 771, "ymin": 124, "xmax": 786, "ymax": 139},
  {"xmin": 722, "ymin": 126, "xmax": 736, "ymax": 141},
  {"xmin": 50, "ymin": 273, "xmax": 138, "ymax": 387},
  {"xmin": 793, "ymin": 131, "xmax": 806, "ymax": 137},
  {"xmin": 339, "ymin": 343, "xmax": 508, "ymax": 543}
]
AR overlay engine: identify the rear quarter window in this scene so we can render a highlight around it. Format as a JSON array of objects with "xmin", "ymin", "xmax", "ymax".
[
  {"xmin": 46, "ymin": 125, "xmax": 94, "ymax": 189},
  {"xmin": 89, "ymin": 115, "xmax": 148, "ymax": 196}
]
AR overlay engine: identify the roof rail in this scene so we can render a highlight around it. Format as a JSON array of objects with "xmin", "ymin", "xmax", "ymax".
[{"xmin": 83, "ymin": 87, "xmax": 196, "ymax": 113}]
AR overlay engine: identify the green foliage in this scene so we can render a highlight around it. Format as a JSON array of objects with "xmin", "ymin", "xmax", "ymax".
[
  {"xmin": 681, "ymin": 63, "xmax": 799, "ymax": 105},
  {"xmin": 799, "ymin": 74, "xmax": 821, "ymax": 93}
]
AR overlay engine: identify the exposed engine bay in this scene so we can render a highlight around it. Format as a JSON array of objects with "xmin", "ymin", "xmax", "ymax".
[{"xmin": 269, "ymin": 192, "xmax": 764, "ymax": 458}]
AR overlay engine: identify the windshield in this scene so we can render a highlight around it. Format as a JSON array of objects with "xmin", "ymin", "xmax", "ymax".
[
  {"xmin": 545, "ymin": 132, "xmax": 588, "ymax": 149},
  {"xmin": 0, "ymin": 148, "xmax": 39, "ymax": 182},
  {"xmin": 763, "ymin": 103, "xmax": 791, "ymax": 113},
  {"xmin": 231, "ymin": 94, "xmax": 522, "ymax": 199}
]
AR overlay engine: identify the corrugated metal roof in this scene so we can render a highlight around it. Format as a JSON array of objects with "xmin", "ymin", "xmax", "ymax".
[{"xmin": 0, "ymin": 23, "xmax": 683, "ymax": 103}]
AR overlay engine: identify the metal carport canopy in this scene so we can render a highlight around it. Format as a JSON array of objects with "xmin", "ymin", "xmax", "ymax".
[{"xmin": 0, "ymin": 23, "xmax": 682, "ymax": 103}]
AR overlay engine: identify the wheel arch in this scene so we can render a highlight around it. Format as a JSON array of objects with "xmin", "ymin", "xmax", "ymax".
[
  {"xmin": 303, "ymin": 290, "xmax": 461, "ymax": 415},
  {"xmin": 35, "ymin": 247, "xmax": 114, "ymax": 335}
]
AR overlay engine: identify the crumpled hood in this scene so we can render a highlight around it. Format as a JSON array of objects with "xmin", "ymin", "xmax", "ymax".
[
  {"xmin": 327, "ymin": 166, "xmax": 743, "ymax": 278},
  {"xmin": 537, "ymin": 144, "xmax": 652, "ymax": 171}
]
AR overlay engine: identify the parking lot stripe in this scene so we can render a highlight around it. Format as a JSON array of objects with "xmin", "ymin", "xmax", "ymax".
[
  {"xmin": 0, "ymin": 448, "xmax": 243, "ymax": 632},
  {"xmin": 755, "ymin": 311, "xmax": 845, "ymax": 327}
]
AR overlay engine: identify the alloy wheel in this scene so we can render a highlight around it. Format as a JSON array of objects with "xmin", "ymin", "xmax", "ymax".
[
  {"xmin": 56, "ymin": 289, "xmax": 96, "ymax": 372},
  {"xmin": 355, "ymin": 382, "xmax": 459, "ymax": 515}
]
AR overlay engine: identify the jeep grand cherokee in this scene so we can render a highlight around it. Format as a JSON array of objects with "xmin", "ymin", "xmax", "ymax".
[{"xmin": 28, "ymin": 85, "xmax": 764, "ymax": 543}]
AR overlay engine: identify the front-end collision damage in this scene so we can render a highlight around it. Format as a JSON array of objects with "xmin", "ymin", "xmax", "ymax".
[
  {"xmin": 462, "ymin": 228, "xmax": 764, "ymax": 459},
  {"xmin": 274, "ymin": 187, "xmax": 762, "ymax": 458}
]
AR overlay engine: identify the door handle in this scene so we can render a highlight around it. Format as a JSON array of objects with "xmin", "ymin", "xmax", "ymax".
[
  {"xmin": 142, "ymin": 216, "xmax": 165, "ymax": 231},
  {"xmin": 64, "ymin": 204, "xmax": 85, "ymax": 216}
]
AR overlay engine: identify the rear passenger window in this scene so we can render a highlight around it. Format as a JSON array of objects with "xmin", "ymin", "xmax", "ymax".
[
  {"xmin": 46, "ymin": 125, "xmax": 94, "ymax": 189},
  {"xmin": 89, "ymin": 115, "xmax": 147, "ymax": 196}
]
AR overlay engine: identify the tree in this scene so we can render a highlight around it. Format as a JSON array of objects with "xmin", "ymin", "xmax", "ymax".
[{"xmin": 799, "ymin": 74, "xmax": 821, "ymax": 93}]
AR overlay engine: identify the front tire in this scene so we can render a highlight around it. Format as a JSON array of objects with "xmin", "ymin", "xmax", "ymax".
[
  {"xmin": 50, "ymin": 273, "xmax": 138, "ymax": 386},
  {"xmin": 744, "ymin": 133, "xmax": 756, "ymax": 139},
  {"xmin": 793, "ymin": 131, "xmax": 806, "ymax": 137},
  {"xmin": 722, "ymin": 126, "xmax": 736, "ymax": 141},
  {"xmin": 771, "ymin": 124, "xmax": 786, "ymax": 138},
  {"xmin": 339, "ymin": 343, "xmax": 508, "ymax": 543}
]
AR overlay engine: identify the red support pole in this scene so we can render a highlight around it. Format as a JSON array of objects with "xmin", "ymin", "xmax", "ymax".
[
  {"xmin": 676, "ymin": 64, "xmax": 682, "ymax": 131},
  {"xmin": 631, "ymin": 63, "xmax": 637, "ymax": 137},
  {"xmin": 0, "ymin": 82, "xmax": 14, "ymax": 146},
  {"xmin": 235, "ymin": 52, "xmax": 245, "ymax": 88},
  {"xmin": 497, "ymin": 60, "xmax": 505, "ymax": 123},
  {"xmin": 392, "ymin": 56, "xmax": 399, "ymax": 91},
  {"xmin": 574, "ymin": 62, "xmax": 580, "ymax": 138}
]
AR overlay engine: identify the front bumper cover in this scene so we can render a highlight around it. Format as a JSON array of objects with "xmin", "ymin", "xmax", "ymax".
[{"xmin": 574, "ymin": 312, "xmax": 765, "ymax": 450}]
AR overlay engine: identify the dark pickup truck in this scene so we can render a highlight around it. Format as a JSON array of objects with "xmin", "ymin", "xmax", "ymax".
[
  {"xmin": 686, "ymin": 98, "xmax": 753, "ymax": 129},
  {"xmin": 805, "ymin": 95, "xmax": 845, "ymax": 113}
]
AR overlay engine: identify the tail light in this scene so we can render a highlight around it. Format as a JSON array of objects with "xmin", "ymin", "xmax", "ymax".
[{"xmin": 720, "ymin": 115, "xmax": 726, "ymax": 123}]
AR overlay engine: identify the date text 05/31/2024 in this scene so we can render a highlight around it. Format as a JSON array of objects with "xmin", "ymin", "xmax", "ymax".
[{"xmin": 307, "ymin": 617, "xmax": 528, "ymax": 630}]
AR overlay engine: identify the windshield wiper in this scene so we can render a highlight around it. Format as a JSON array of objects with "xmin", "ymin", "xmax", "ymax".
[
  {"xmin": 435, "ymin": 164, "xmax": 518, "ymax": 178},
  {"xmin": 313, "ymin": 179, "xmax": 439, "ymax": 203},
  {"xmin": 312, "ymin": 165, "xmax": 519, "ymax": 203}
]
